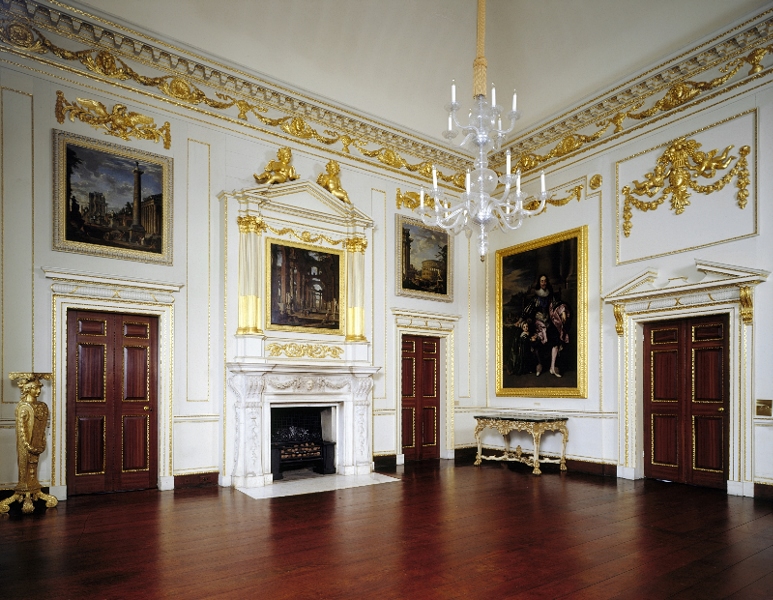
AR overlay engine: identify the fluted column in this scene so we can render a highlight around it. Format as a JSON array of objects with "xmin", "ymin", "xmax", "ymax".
[
  {"xmin": 345, "ymin": 236, "xmax": 367, "ymax": 342},
  {"xmin": 236, "ymin": 215, "xmax": 266, "ymax": 335}
]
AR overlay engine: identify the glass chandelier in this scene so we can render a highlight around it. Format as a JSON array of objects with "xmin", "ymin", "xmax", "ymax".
[{"xmin": 417, "ymin": 0, "xmax": 547, "ymax": 261}]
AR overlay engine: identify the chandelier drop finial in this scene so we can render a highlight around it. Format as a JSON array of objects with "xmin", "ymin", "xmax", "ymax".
[{"xmin": 417, "ymin": 0, "xmax": 547, "ymax": 261}]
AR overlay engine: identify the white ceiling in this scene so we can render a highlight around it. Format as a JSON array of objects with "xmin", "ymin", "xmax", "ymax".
[{"xmin": 71, "ymin": 0, "xmax": 772, "ymax": 143}]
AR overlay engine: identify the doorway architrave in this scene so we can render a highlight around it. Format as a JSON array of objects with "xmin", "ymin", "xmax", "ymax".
[
  {"xmin": 604, "ymin": 260, "xmax": 768, "ymax": 496},
  {"xmin": 43, "ymin": 267, "xmax": 181, "ymax": 499}
]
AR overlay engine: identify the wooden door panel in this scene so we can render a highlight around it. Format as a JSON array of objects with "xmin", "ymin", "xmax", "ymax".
[
  {"xmin": 78, "ymin": 344, "xmax": 107, "ymax": 400},
  {"xmin": 421, "ymin": 407, "xmax": 437, "ymax": 447},
  {"xmin": 651, "ymin": 350, "xmax": 678, "ymax": 401},
  {"xmin": 122, "ymin": 415, "xmax": 149, "ymax": 471},
  {"xmin": 693, "ymin": 347, "xmax": 723, "ymax": 402},
  {"xmin": 421, "ymin": 358, "xmax": 437, "ymax": 397},
  {"xmin": 693, "ymin": 416, "xmax": 724, "ymax": 472},
  {"xmin": 75, "ymin": 416, "xmax": 106, "ymax": 475},
  {"xmin": 402, "ymin": 408, "xmax": 415, "ymax": 449},
  {"xmin": 651, "ymin": 414, "xmax": 679, "ymax": 467},
  {"xmin": 123, "ymin": 345, "xmax": 149, "ymax": 400},
  {"xmin": 401, "ymin": 357, "xmax": 415, "ymax": 398}
]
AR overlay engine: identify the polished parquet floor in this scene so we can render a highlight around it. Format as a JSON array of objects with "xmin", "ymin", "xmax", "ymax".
[{"xmin": 2, "ymin": 459, "xmax": 773, "ymax": 599}]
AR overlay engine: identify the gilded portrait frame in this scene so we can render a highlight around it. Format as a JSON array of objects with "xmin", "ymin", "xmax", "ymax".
[
  {"xmin": 496, "ymin": 226, "xmax": 587, "ymax": 398},
  {"xmin": 396, "ymin": 214, "xmax": 453, "ymax": 302},
  {"xmin": 265, "ymin": 237, "xmax": 346, "ymax": 335},
  {"xmin": 53, "ymin": 129, "xmax": 173, "ymax": 264}
]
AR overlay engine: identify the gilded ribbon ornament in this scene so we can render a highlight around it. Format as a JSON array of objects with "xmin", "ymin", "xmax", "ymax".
[
  {"xmin": 55, "ymin": 90, "xmax": 172, "ymax": 149},
  {"xmin": 620, "ymin": 137, "xmax": 750, "ymax": 237}
]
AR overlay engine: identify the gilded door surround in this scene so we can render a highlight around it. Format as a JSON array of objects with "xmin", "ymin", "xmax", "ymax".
[
  {"xmin": 43, "ymin": 267, "xmax": 181, "ymax": 499},
  {"xmin": 603, "ymin": 259, "xmax": 768, "ymax": 496},
  {"xmin": 392, "ymin": 308, "xmax": 460, "ymax": 463}
]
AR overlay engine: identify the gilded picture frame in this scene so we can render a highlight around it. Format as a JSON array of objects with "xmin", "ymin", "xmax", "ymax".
[
  {"xmin": 396, "ymin": 214, "xmax": 452, "ymax": 302},
  {"xmin": 53, "ymin": 129, "xmax": 173, "ymax": 264},
  {"xmin": 496, "ymin": 226, "xmax": 587, "ymax": 398},
  {"xmin": 266, "ymin": 238, "xmax": 345, "ymax": 335}
]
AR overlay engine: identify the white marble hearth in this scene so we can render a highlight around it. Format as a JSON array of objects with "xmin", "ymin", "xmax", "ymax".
[
  {"xmin": 226, "ymin": 363, "xmax": 379, "ymax": 488},
  {"xmin": 237, "ymin": 471, "xmax": 398, "ymax": 500}
]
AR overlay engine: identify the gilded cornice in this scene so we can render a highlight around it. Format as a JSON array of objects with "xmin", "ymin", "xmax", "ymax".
[{"xmin": 1, "ymin": 1, "xmax": 772, "ymax": 185}]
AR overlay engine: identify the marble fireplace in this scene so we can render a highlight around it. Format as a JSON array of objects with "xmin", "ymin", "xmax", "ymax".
[{"xmin": 227, "ymin": 364, "xmax": 378, "ymax": 487}]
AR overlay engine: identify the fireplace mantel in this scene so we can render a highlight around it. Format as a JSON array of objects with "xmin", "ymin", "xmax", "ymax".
[{"xmin": 226, "ymin": 362, "xmax": 379, "ymax": 488}]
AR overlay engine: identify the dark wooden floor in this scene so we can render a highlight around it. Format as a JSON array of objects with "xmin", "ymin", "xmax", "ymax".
[{"xmin": 2, "ymin": 460, "xmax": 773, "ymax": 600}]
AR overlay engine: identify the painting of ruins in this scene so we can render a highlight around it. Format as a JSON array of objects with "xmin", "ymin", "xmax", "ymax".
[
  {"xmin": 53, "ymin": 130, "xmax": 173, "ymax": 264},
  {"xmin": 396, "ymin": 215, "xmax": 452, "ymax": 302},
  {"xmin": 266, "ymin": 239, "xmax": 344, "ymax": 335}
]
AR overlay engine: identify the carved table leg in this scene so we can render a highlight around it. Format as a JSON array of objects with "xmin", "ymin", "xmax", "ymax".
[
  {"xmin": 531, "ymin": 431, "xmax": 543, "ymax": 475},
  {"xmin": 474, "ymin": 421, "xmax": 484, "ymax": 466},
  {"xmin": 559, "ymin": 425, "xmax": 569, "ymax": 471},
  {"xmin": 0, "ymin": 493, "xmax": 22, "ymax": 514}
]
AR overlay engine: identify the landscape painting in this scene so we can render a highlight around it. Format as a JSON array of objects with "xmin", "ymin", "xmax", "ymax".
[
  {"xmin": 53, "ymin": 130, "xmax": 172, "ymax": 264},
  {"xmin": 396, "ymin": 215, "xmax": 452, "ymax": 302}
]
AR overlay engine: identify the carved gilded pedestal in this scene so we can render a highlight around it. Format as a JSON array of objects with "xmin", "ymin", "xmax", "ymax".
[{"xmin": 0, "ymin": 372, "xmax": 58, "ymax": 514}]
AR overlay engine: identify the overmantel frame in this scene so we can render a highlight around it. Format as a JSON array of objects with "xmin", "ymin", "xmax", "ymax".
[
  {"xmin": 219, "ymin": 180, "xmax": 374, "ymax": 364},
  {"xmin": 603, "ymin": 259, "xmax": 769, "ymax": 496}
]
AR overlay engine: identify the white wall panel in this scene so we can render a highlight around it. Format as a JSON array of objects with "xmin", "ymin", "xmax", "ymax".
[
  {"xmin": 1, "ymin": 87, "xmax": 34, "ymax": 410},
  {"xmin": 173, "ymin": 418, "xmax": 220, "ymax": 474},
  {"xmin": 186, "ymin": 139, "xmax": 212, "ymax": 403}
]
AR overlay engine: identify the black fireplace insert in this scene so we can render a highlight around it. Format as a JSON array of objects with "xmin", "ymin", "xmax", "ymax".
[{"xmin": 270, "ymin": 407, "xmax": 335, "ymax": 480}]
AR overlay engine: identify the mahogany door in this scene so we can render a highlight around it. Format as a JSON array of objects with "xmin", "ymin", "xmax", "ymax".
[
  {"xmin": 67, "ymin": 310, "xmax": 158, "ymax": 495},
  {"xmin": 401, "ymin": 335, "xmax": 440, "ymax": 461},
  {"xmin": 643, "ymin": 315, "xmax": 729, "ymax": 489}
]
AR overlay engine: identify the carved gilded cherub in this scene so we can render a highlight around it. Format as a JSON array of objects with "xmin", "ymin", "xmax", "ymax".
[
  {"xmin": 254, "ymin": 147, "xmax": 299, "ymax": 185},
  {"xmin": 316, "ymin": 159, "xmax": 351, "ymax": 204}
]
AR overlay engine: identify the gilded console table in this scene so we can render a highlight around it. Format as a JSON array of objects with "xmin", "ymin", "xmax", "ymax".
[{"xmin": 473, "ymin": 414, "xmax": 568, "ymax": 475}]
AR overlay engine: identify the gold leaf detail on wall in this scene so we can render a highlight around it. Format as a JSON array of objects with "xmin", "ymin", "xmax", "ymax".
[
  {"xmin": 266, "ymin": 343, "xmax": 344, "ymax": 359},
  {"xmin": 55, "ymin": 90, "xmax": 171, "ymax": 149},
  {"xmin": 620, "ymin": 137, "xmax": 750, "ymax": 237},
  {"xmin": 523, "ymin": 185, "xmax": 583, "ymax": 212}
]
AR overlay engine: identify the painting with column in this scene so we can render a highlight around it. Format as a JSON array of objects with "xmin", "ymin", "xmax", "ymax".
[{"xmin": 53, "ymin": 130, "xmax": 173, "ymax": 264}]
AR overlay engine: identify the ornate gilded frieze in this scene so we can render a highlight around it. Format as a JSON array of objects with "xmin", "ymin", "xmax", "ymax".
[
  {"xmin": 266, "ymin": 343, "xmax": 344, "ymax": 359},
  {"xmin": 620, "ymin": 137, "xmax": 750, "ymax": 237},
  {"xmin": 55, "ymin": 90, "xmax": 171, "ymax": 148},
  {"xmin": 0, "ymin": 1, "xmax": 771, "ymax": 185}
]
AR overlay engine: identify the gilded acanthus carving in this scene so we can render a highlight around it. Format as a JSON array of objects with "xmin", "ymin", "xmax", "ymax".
[
  {"xmin": 55, "ymin": 90, "xmax": 171, "ymax": 149},
  {"xmin": 620, "ymin": 137, "xmax": 750, "ymax": 237},
  {"xmin": 266, "ymin": 343, "xmax": 344, "ymax": 359},
  {"xmin": 613, "ymin": 304, "xmax": 625, "ymax": 336}
]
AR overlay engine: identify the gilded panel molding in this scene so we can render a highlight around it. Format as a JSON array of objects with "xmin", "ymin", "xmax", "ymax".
[
  {"xmin": 620, "ymin": 137, "xmax": 750, "ymax": 237},
  {"xmin": 55, "ymin": 90, "xmax": 171, "ymax": 148},
  {"xmin": 265, "ymin": 343, "xmax": 344, "ymax": 360}
]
